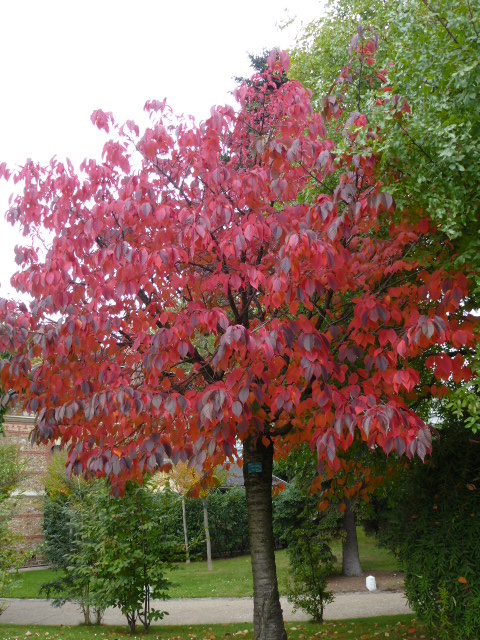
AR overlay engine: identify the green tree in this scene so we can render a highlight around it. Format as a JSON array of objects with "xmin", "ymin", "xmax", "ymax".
[
  {"xmin": 274, "ymin": 442, "xmax": 394, "ymax": 578},
  {"xmin": 43, "ymin": 455, "xmax": 176, "ymax": 633},
  {"xmin": 290, "ymin": 0, "xmax": 480, "ymax": 286},
  {"xmin": 87, "ymin": 480, "xmax": 175, "ymax": 634}
]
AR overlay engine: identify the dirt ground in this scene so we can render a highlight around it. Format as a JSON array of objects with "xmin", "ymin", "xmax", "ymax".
[{"xmin": 327, "ymin": 571, "xmax": 405, "ymax": 593}]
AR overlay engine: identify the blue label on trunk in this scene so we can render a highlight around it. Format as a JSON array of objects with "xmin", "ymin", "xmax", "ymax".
[{"xmin": 248, "ymin": 462, "xmax": 263, "ymax": 474}]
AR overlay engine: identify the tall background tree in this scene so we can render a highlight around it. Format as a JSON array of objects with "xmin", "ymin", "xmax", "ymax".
[
  {"xmin": 0, "ymin": 41, "xmax": 476, "ymax": 639},
  {"xmin": 290, "ymin": 0, "xmax": 480, "ymax": 287}
]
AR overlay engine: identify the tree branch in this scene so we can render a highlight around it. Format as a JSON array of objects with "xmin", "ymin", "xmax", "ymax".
[
  {"xmin": 269, "ymin": 421, "xmax": 294, "ymax": 437},
  {"xmin": 467, "ymin": 0, "xmax": 480, "ymax": 38},
  {"xmin": 420, "ymin": 0, "xmax": 460, "ymax": 45},
  {"xmin": 227, "ymin": 283, "xmax": 241, "ymax": 323}
]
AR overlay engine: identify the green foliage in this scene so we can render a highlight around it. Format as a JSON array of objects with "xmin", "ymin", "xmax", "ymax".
[
  {"xmin": 201, "ymin": 488, "xmax": 250, "ymax": 556},
  {"xmin": 156, "ymin": 487, "xmax": 251, "ymax": 559},
  {"xmin": 289, "ymin": 0, "xmax": 389, "ymax": 108},
  {"xmin": 42, "ymin": 468, "xmax": 108, "ymax": 625},
  {"xmin": 274, "ymin": 482, "xmax": 337, "ymax": 622},
  {"xmin": 379, "ymin": 415, "xmax": 480, "ymax": 639},
  {"xmin": 446, "ymin": 341, "xmax": 480, "ymax": 433},
  {"xmin": 290, "ymin": 0, "xmax": 480, "ymax": 288},
  {"xmin": 42, "ymin": 456, "xmax": 178, "ymax": 633},
  {"xmin": 0, "ymin": 442, "xmax": 26, "ymax": 610},
  {"xmin": 85, "ymin": 480, "xmax": 175, "ymax": 633},
  {"xmin": 0, "ymin": 352, "xmax": 13, "ymax": 435}
]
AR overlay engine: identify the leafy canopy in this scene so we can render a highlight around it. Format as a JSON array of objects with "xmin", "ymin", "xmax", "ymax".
[
  {"xmin": 0, "ymin": 46, "xmax": 475, "ymax": 489},
  {"xmin": 289, "ymin": 0, "xmax": 480, "ymax": 281}
]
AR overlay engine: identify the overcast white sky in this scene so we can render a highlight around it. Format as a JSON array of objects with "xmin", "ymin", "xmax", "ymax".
[{"xmin": 0, "ymin": 0, "xmax": 326, "ymax": 298}]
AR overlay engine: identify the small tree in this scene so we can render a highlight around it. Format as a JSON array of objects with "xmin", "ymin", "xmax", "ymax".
[
  {"xmin": 162, "ymin": 461, "xmax": 197, "ymax": 563},
  {"xmin": 192, "ymin": 468, "xmax": 227, "ymax": 572},
  {"xmin": 274, "ymin": 481, "xmax": 336, "ymax": 622},
  {"xmin": 166, "ymin": 462, "xmax": 227, "ymax": 570},
  {"xmin": 87, "ymin": 479, "xmax": 175, "ymax": 633},
  {"xmin": 43, "ymin": 455, "xmax": 176, "ymax": 632}
]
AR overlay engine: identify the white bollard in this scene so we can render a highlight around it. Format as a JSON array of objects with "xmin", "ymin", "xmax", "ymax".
[{"xmin": 366, "ymin": 575, "xmax": 377, "ymax": 591}]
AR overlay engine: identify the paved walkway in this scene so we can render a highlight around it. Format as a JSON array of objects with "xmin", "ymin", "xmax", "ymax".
[{"xmin": 0, "ymin": 592, "xmax": 412, "ymax": 626}]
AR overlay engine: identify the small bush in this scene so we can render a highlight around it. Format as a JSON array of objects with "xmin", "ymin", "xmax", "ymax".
[
  {"xmin": 43, "ymin": 458, "xmax": 178, "ymax": 633},
  {"xmin": 274, "ymin": 482, "xmax": 337, "ymax": 621}
]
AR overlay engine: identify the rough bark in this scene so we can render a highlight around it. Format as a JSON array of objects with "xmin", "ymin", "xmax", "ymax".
[
  {"xmin": 203, "ymin": 498, "xmax": 213, "ymax": 571},
  {"xmin": 181, "ymin": 496, "xmax": 190, "ymax": 563},
  {"xmin": 243, "ymin": 436, "xmax": 287, "ymax": 640},
  {"xmin": 341, "ymin": 500, "xmax": 363, "ymax": 577}
]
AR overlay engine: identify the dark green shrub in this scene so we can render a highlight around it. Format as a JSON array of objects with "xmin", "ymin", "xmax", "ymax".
[
  {"xmin": 380, "ymin": 418, "xmax": 480, "ymax": 640},
  {"xmin": 0, "ymin": 442, "xmax": 26, "ymax": 608},
  {"xmin": 197, "ymin": 488, "xmax": 250, "ymax": 557},
  {"xmin": 157, "ymin": 487, "xmax": 251, "ymax": 559},
  {"xmin": 42, "ymin": 476, "xmax": 107, "ymax": 625}
]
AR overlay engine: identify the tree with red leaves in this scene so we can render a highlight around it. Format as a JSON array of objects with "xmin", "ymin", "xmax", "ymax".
[{"xmin": 0, "ymin": 42, "xmax": 476, "ymax": 638}]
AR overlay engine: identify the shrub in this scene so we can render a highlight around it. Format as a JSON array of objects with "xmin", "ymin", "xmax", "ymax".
[
  {"xmin": 157, "ymin": 487, "xmax": 251, "ymax": 559},
  {"xmin": 43, "ymin": 455, "xmax": 178, "ymax": 633},
  {"xmin": 196, "ymin": 488, "xmax": 251, "ymax": 557},
  {"xmin": 380, "ymin": 417, "xmax": 480, "ymax": 640},
  {"xmin": 86, "ymin": 480, "xmax": 177, "ymax": 633},
  {"xmin": 42, "ymin": 454, "xmax": 105, "ymax": 625},
  {"xmin": 0, "ymin": 442, "xmax": 26, "ymax": 612},
  {"xmin": 274, "ymin": 482, "xmax": 337, "ymax": 622}
]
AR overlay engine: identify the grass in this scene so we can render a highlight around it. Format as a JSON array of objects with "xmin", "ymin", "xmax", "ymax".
[
  {"xmin": 7, "ymin": 528, "xmax": 399, "ymax": 600},
  {"xmin": 0, "ymin": 616, "xmax": 436, "ymax": 639},
  {"xmin": 331, "ymin": 528, "xmax": 400, "ymax": 574}
]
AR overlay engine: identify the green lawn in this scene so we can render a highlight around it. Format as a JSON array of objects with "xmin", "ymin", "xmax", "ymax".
[
  {"xmin": 7, "ymin": 528, "xmax": 399, "ymax": 600},
  {"xmin": 331, "ymin": 527, "xmax": 400, "ymax": 574},
  {"xmin": 0, "ymin": 616, "xmax": 435, "ymax": 639}
]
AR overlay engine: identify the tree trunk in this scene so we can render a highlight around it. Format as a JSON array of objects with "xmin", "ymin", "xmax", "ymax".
[
  {"xmin": 243, "ymin": 436, "xmax": 287, "ymax": 640},
  {"xmin": 126, "ymin": 612, "xmax": 136, "ymax": 634},
  {"xmin": 181, "ymin": 496, "xmax": 190, "ymax": 563},
  {"xmin": 203, "ymin": 497, "xmax": 213, "ymax": 571},
  {"xmin": 82, "ymin": 585, "xmax": 92, "ymax": 625},
  {"xmin": 342, "ymin": 500, "xmax": 363, "ymax": 577}
]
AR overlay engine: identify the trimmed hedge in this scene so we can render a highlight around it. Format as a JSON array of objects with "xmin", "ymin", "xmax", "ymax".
[
  {"xmin": 45, "ymin": 481, "xmax": 286, "ymax": 564},
  {"xmin": 156, "ymin": 487, "xmax": 251, "ymax": 559}
]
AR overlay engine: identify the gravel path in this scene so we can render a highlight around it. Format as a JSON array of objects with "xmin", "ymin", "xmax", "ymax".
[{"xmin": 0, "ymin": 592, "xmax": 412, "ymax": 626}]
